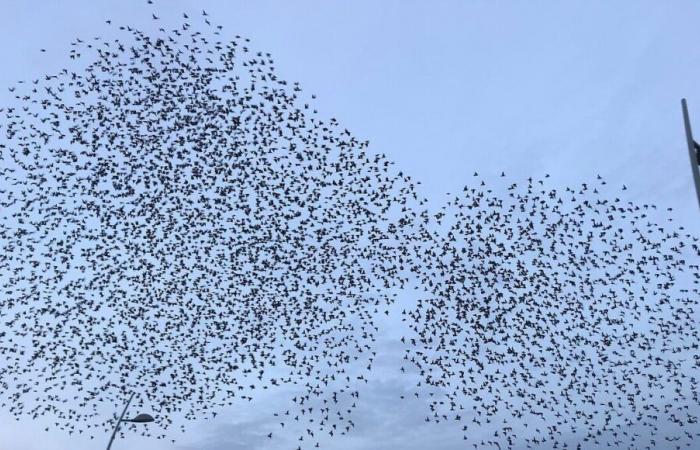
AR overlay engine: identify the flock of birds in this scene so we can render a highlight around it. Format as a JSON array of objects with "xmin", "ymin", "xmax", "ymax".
[
  {"xmin": 0, "ymin": 4, "xmax": 699, "ymax": 450},
  {"xmin": 405, "ymin": 180, "xmax": 700, "ymax": 449}
]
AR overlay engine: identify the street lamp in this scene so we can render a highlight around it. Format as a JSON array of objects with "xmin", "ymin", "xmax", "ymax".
[
  {"xmin": 106, "ymin": 392, "xmax": 155, "ymax": 450},
  {"xmin": 681, "ymin": 98, "xmax": 700, "ymax": 211}
]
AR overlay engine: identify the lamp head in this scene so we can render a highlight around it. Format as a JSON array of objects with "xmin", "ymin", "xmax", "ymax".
[{"xmin": 125, "ymin": 413, "xmax": 155, "ymax": 423}]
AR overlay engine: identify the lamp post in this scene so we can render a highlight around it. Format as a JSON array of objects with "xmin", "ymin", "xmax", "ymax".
[
  {"xmin": 105, "ymin": 392, "xmax": 155, "ymax": 450},
  {"xmin": 681, "ymin": 98, "xmax": 700, "ymax": 211}
]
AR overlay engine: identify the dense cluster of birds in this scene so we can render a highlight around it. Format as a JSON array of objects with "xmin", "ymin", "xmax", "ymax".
[
  {"xmin": 0, "ymin": 5, "xmax": 699, "ymax": 450},
  {"xmin": 0, "ymin": 7, "xmax": 421, "ymax": 445},
  {"xmin": 404, "ymin": 179, "xmax": 700, "ymax": 449}
]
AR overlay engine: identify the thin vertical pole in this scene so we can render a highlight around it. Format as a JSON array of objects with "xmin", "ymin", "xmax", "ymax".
[
  {"xmin": 106, "ymin": 392, "xmax": 135, "ymax": 450},
  {"xmin": 681, "ymin": 98, "xmax": 700, "ymax": 211}
]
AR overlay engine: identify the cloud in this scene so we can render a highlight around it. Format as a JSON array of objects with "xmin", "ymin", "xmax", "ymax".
[{"xmin": 177, "ymin": 417, "xmax": 276, "ymax": 450}]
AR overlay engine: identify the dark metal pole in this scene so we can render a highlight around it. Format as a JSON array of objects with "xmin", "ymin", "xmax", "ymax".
[
  {"xmin": 106, "ymin": 392, "xmax": 135, "ymax": 450},
  {"xmin": 681, "ymin": 99, "xmax": 700, "ymax": 211}
]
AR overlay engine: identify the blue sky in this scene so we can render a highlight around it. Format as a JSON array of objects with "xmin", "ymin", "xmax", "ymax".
[{"xmin": 1, "ymin": 1, "xmax": 700, "ymax": 449}]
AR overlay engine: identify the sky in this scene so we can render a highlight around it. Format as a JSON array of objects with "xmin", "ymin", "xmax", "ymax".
[{"xmin": 1, "ymin": 1, "xmax": 700, "ymax": 449}]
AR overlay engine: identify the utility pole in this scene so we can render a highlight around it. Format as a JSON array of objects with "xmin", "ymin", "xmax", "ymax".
[{"xmin": 681, "ymin": 98, "xmax": 700, "ymax": 211}]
